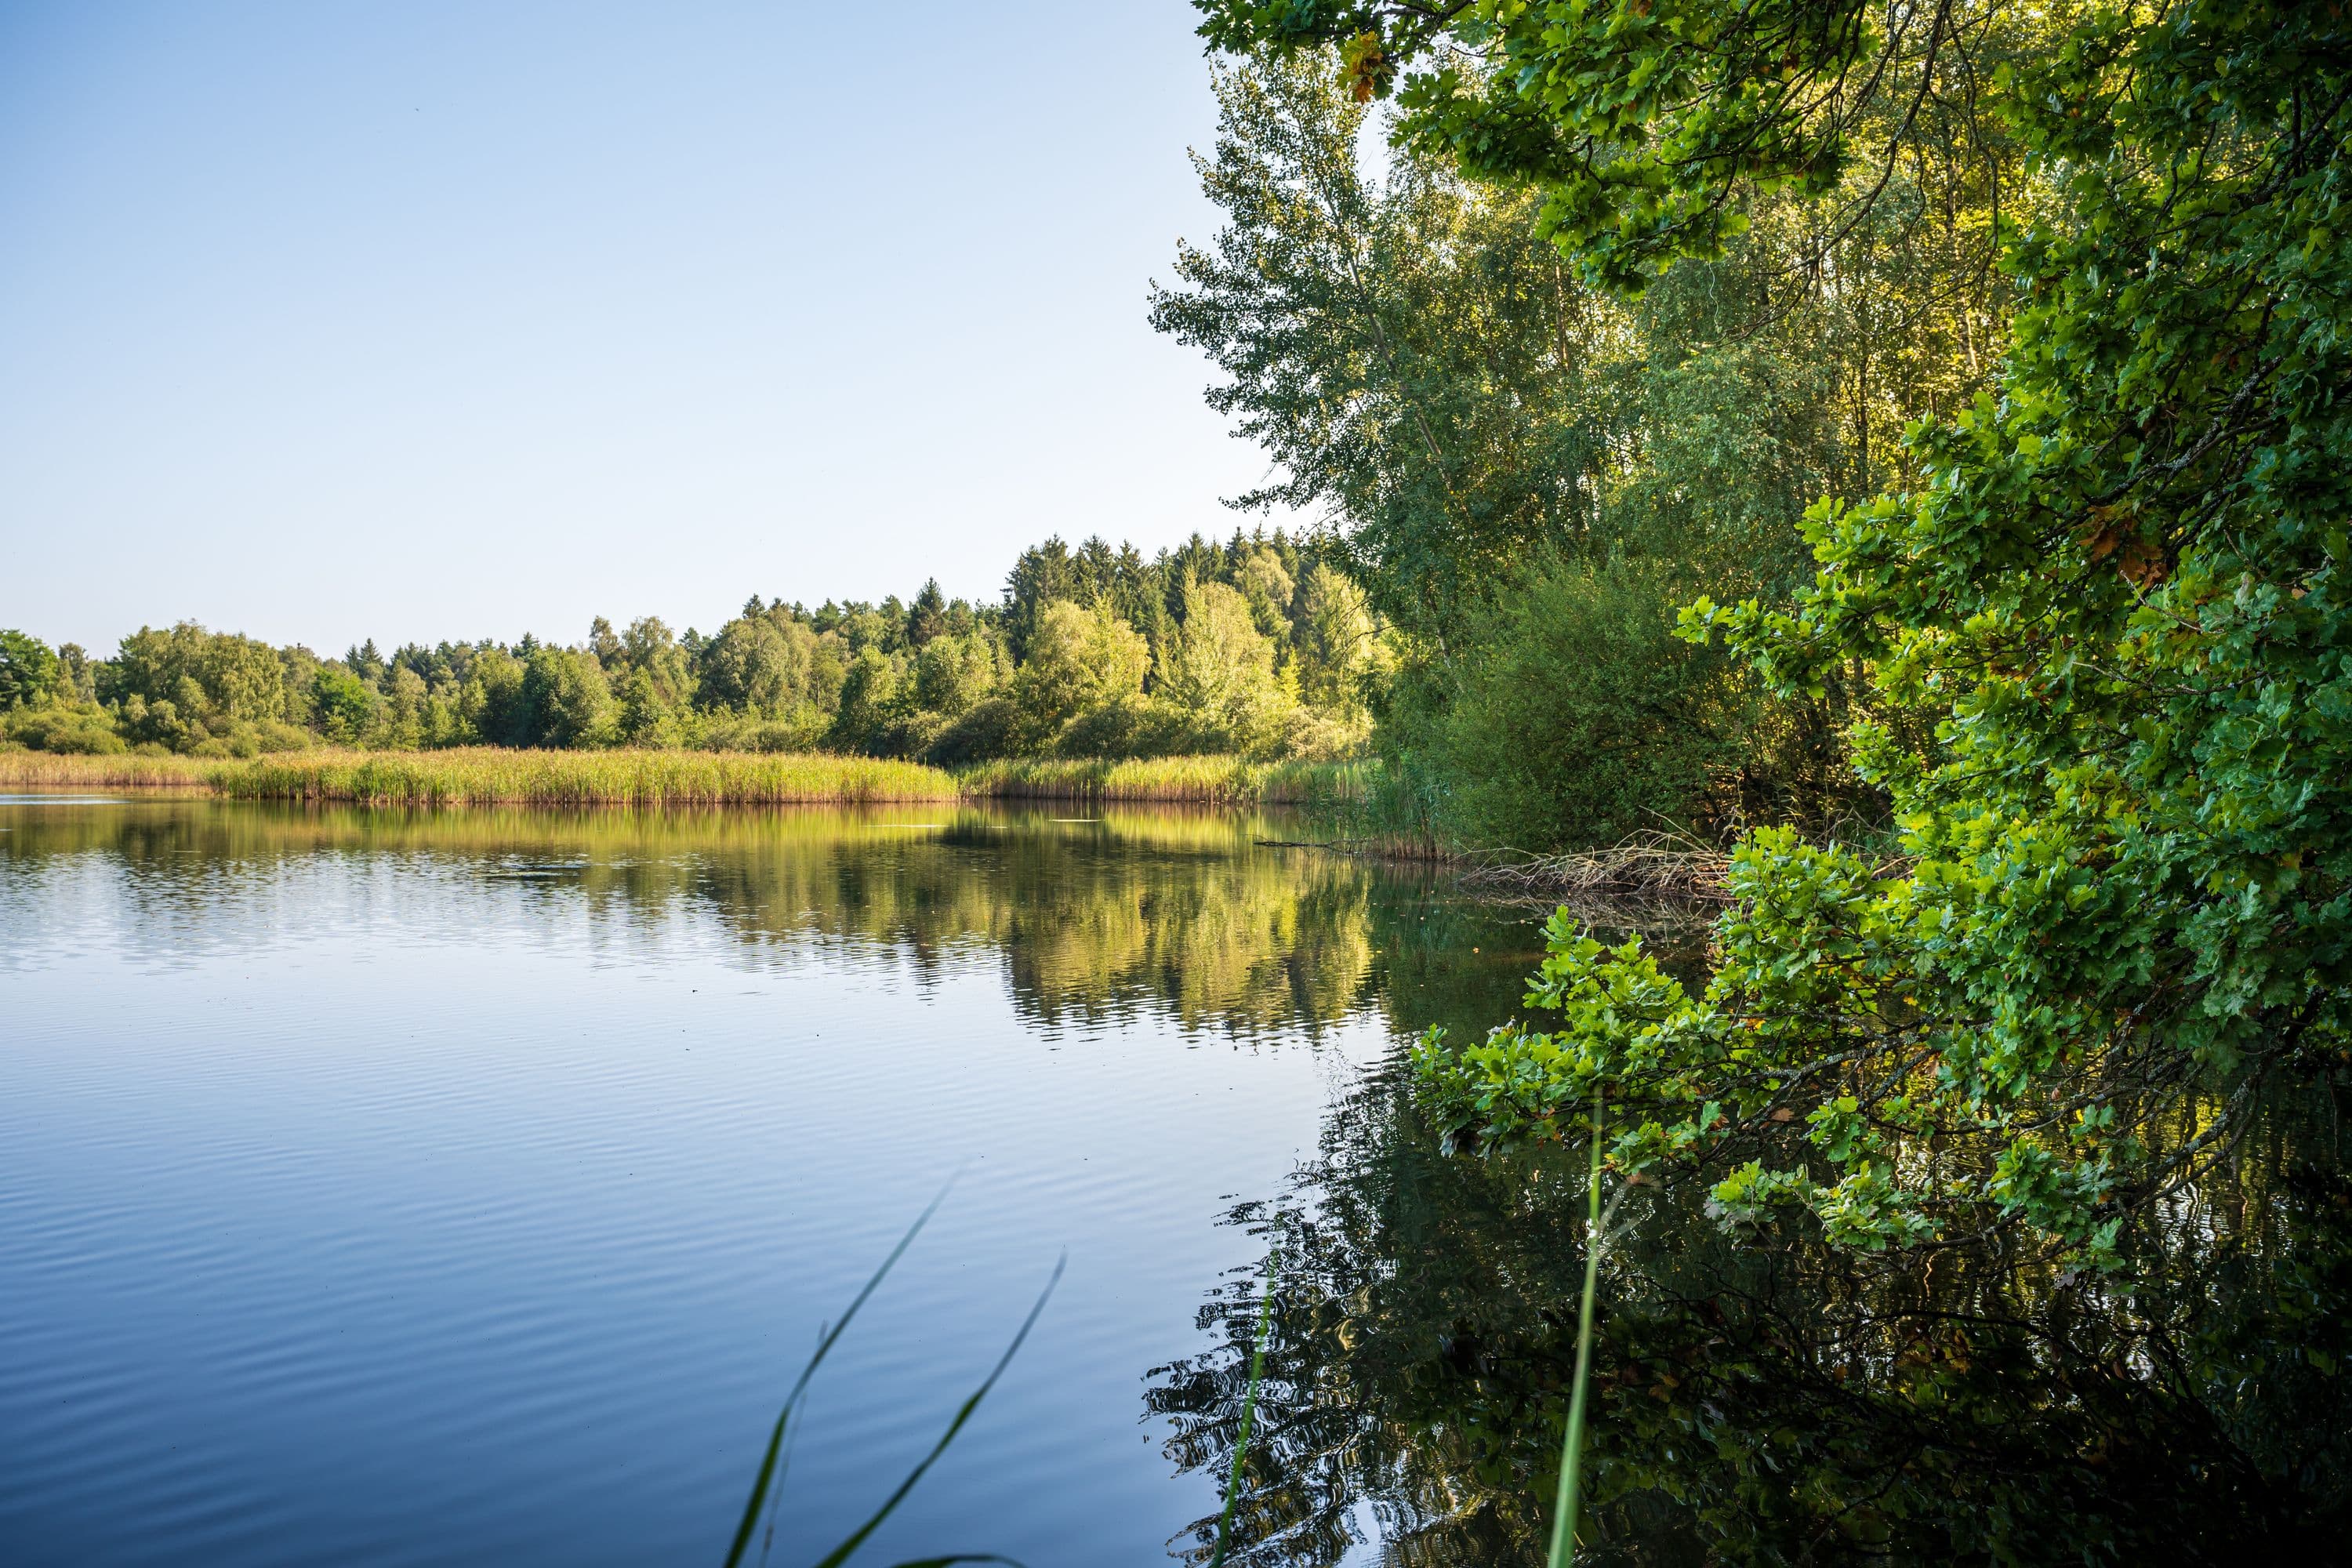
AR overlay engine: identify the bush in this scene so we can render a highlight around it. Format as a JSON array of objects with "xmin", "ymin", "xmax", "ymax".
[
  {"xmin": 1275, "ymin": 703, "xmax": 1370, "ymax": 763},
  {"xmin": 2, "ymin": 702, "xmax": 127, "ymax": 755},
  {"xmin": 1393, "ymin": 555, "xmax": 1754, "ymax": 851},
  {"xmin": 1050, "ymin": 696, "xmax": 1196, "ymax": 760},
  {"xmin": 924, "ymin": 695, "xmax": 1027, "ymax": 765},
  {"xmin": 871, "ymin": 709, "xmax": 950, "ymax": 760},
  {"xmin": 698, "ymin": 708, "xmax": 832, "ymax": 753}
]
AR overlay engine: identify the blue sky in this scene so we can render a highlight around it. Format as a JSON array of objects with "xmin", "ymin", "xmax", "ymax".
[{"xmin": 0, "ymin": 1, "xmax": 1300, "ymax": 654}]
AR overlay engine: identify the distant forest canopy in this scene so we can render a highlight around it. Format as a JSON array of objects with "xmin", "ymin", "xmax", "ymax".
[{"xmin": 0, "ymin": 528, "xmax": 1388, "ymax": 765}]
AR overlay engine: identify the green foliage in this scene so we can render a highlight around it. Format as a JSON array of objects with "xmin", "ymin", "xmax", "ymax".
[
  {"xmin": 1391, "ymin": 554, "xmax": 1751, "ymax": 850},
  {"xmin": 1158, "ymin": 582, "xmax": 1295, "ymax": 755},
  {"xmin": 1151, "ymin": 56, "xmax": 1617, "ymax": 641},
  {"xmin": 1158, "ymin": 1047, "xmax": 2352, "ymax": 1563},
  {"xmin": 1390, "ymin": 0, "xmax": 2352, "ymax": 1263},
  {"xmin": 311, "ymin": 666, "xmax": 380, "ymax": 744},
  {"xmin": 102, "ymin": 622, "xmax": 289, "ymax": 737},
  {"xmin": 518, "ymin": 646, "xmax": 612, "ymax": 748},
  {"xmin": 1292, "ymin": 563, "xmax": 1385, "ymax": 716},
  {"xmin": 1009, "ymin": 598, "xmax": 1149, "ymax": 734},
  {"xmin": 697, "ymin": 612, "xmax": 833, "ymax": 721},
  {"xmin": 1048, "ymin": 696, "xmax": 1194, "ymax": 762},
  {"xmin": 1152, "ymin": 46, "xmax": 1960, "ymax": 850},
  {"xmin": 923, "ymin": 696, "xmax": 1025, "ymax": 768},
  {"xmin": 13, "ymin": 528, "xmax": 1381, "ymax": 764},
  {"xmin": 910, "ymin": 633, "xmax": 996, "ymax": 718},
  {"xmin": 2, "ymin": 701, "xmax": 127, "ymax": 755},
  {"xmin": 0, "ymin": 630, "xmax": 60, "ymax": 710}
]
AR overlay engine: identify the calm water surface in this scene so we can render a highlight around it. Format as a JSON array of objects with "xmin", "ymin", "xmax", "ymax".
[
  {"xmin": 0, "ymin": 797, "xmax": 1526, "ymax": 1566},
  {"xmin": 9, "ymin": 797, "xmax": 2350, "ymax": 1565}
]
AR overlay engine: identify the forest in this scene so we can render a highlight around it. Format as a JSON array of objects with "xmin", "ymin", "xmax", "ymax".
[{"xmin": 0, "ymin": 528, "xmax": 1385, "ymax": 771}]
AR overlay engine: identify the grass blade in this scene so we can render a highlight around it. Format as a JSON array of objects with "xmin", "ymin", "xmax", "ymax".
[
  {"xmin": 1547, "ymin": 1092, "xmax": 1606, "ymax": 1568},
  {"xmin": 721, "ymin": 1181, "xmax": 958, "ymax": 1568},
  {"xmin": 808, "ymin": 1253, "xmax": 1067, "ymax": 1568},
  {"xmin": 1207, "ymin": 1243, "xmax": 1280, "ymax": 1568}
]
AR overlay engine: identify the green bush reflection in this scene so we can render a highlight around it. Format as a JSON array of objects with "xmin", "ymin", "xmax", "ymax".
[{"xmin": 1151, "ymin": 1062, "xmax": 2352, "ymax": 1565}]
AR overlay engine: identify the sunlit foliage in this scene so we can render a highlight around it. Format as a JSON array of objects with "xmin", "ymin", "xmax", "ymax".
[{"xmin": 1193, "ymin": 0, "xmax": 2352, "ymax": 1263}]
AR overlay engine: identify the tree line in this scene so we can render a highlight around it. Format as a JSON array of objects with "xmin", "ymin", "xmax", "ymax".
[{"xmin": 0, "ymin": 528, "xmax": 1386, "ymax": 763}]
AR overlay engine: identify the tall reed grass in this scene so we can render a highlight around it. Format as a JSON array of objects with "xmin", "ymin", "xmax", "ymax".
[
  {"xmin": 957, "ymin": 755, "xmax": 1370, "ymax": 805},
  {"xmin": 725, "ymin": 1185, "xmax": 1058, "ymax": 1568},
  {"xmin": 0, "ymin": 751, "xmax": 221, "ymax": 789},
  {"xmin": 214, "ymin": 749, "xmax": 962, "ymax": 806},
  {"xmin": 3, "ymin": 747, "xmax": 1375, "ymax": 808},
  {"xmin": 1549, "ymin": 1095, "xmax": 1608, "ymax": 1568}
]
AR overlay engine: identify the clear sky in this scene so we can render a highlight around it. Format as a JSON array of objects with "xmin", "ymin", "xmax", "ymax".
[{"xmin": 0, "ymin": 1, "xmax": 1298, "ymax": 655}]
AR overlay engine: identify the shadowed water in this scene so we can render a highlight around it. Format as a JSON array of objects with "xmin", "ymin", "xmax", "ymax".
[{"xmin": 0, "ymin": 797, "xmax": 1529, "ymax": 1566}]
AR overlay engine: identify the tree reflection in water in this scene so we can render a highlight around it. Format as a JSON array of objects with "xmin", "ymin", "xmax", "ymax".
[
  {"xmin": 14, "ymin": 799, "xmax": 2343, "ymax": 1559},
  {"xmin": 1152, "ymin": 1059, "xmax": 2352, "ymax": 1564}
]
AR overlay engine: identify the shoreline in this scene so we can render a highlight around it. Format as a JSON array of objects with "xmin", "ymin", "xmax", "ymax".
[{"xmin": 0, "ymin": 748, "xmax": 1368, "ymax": 808}]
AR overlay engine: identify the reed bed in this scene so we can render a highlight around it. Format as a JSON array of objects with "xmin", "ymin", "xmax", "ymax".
[
  {"xmin": 5, "ymin": 747, "xmax": 1377, "ymax": 807},
  {"xmin": 212, "ymin": 748, "xmax": 964, "ymax": 806},
  {"xmin": 0, "ymin": 750, "xmax": 223, "ymax": 789},
  {"xmin": 958, "ymin": 754, "xmax": 1370, "ymax": 805}
]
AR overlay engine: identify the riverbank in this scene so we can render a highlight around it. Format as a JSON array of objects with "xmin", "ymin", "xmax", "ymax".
[{"xmin": 0, "ymin": 747, "xmax": 1370, "ymax": 808}]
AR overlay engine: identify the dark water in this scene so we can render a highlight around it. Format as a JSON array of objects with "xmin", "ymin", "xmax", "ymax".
[
  {"xmin": 0, "ymin": 797, "xmax": 1527, "ymax": 1566},
  {"xmin": 5, "ymin": 797, "xmax": 2349, "ymax": 1566}
]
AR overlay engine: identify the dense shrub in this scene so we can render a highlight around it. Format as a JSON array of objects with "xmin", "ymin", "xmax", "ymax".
[{"xmin": 3, "ymin": 702, "xmax": 127, "ymax": 755}]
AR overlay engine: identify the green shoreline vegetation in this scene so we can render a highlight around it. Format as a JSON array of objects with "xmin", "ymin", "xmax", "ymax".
[
  {"xmin": 0, "ymin": 527, "xmax": 1390, "ymax": 775},
  {"xmin": 0, "ymin": 746, "xmax": 1370, "ymax": 808},
  {"xmin": 1166, "ymin": 2, "xmax": 2351, "ymax": 1557}
]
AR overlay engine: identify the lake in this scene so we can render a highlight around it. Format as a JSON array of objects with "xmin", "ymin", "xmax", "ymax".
[
  {"xmin": 5, "ymin": 796, "xmax": 2347, "ymax": 1565},
  {"xmin": 0, "ymin": 796, "xmax": 1526, "ymax": 1566}
]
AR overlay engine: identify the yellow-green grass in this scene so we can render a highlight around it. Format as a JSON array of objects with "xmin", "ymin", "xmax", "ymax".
[
  {"xmin": 0, "ymin": 750, "xmax": 223, "ymax": 789},
  {"xmin": 3, "ymin": 747, "xmax": 1372, "ymax": 806},
  {"xmin": 216, "ymin": 749, "xmax": 963, "ymax": 806},
  {"xmin": 956, "ymin": 755, "xmax": 1370, "ymax": 804}
]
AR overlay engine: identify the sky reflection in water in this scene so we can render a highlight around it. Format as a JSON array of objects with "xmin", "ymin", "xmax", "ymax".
[{"xmin": 0, "ymin": 798, "xmax": 1526, "ymax": 1566}]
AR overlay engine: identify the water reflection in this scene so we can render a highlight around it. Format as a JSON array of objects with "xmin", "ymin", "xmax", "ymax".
[
  {"xmin": 1152, "ymin": 1062, "xmax": 2352, "ymax": 1563},
  {"xmin": 0, "ymin": 800, "xmax": 1525, "ymax": 1040},
  {"xmin": 1, "ymin": 797, "xmax": 1552, "ymax": 1566}
]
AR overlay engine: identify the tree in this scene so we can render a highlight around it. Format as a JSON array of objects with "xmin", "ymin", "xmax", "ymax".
[
  {"xmin": 829, "ymin": 646, "xmax": 904, "ymax": 752},
  {"xmin": 311, "ymin": 666, "xmax": 379, "ymax": 743},
  {"xmin": 698, "ymin": 617, "xmax": 800, "ymax": 717},
  {"xmin": 1159, "ymin": 581, "xmax": 1294, "ymax": 750},
  {"xmin": 1011, "ymin": 598, "xmax": 1150, "ymax": 734},
  {"xmin": 462, "ymin": 648, "xmax": 530, "ymax": 746},
  {"xmin": 1294, "ymin": 561, "xmax": 1380, "ymax": 713},
  {"xmin": 1004, "ymin": 539, "xmax": 1083, "ymax": 662},
  {"xmin": 102, "ymin": 623, "xmax": 289, "ymax": 737},
  {"xmin": 1153, "ymin": 50, "xmax": 1922, "ymax": 840},
  {"xmin": 586, "ymin": 616, "xmax": 625, "ymax": 670},
  {"xmin": 912, "ymin": 633, "xmax": 994, "ymax": 717},
  {"xmin": 0, "ymin": 630, "xmax": 60, "ymax": 710},
  {"xmin": 1402, "ymin": 555, "xmax": 1751, "ymax": 848},
  {"xmin": 616, "ymin": 668, "xmax": 678, "ymax": 746},
  {"xmin": 906, "ymin": 579, "xmax": 948, "ymax": 649},
  {"xmin": 519, "ymin": 647, "xmax": 612, "ymax": 747},
  {"xmin": 1196, "ymin": 1, "xmax": 2352, "ymax": 1263},
  {"xmin": 617, "ymin": 617, "xmax": 693, "ymax": 710}
]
